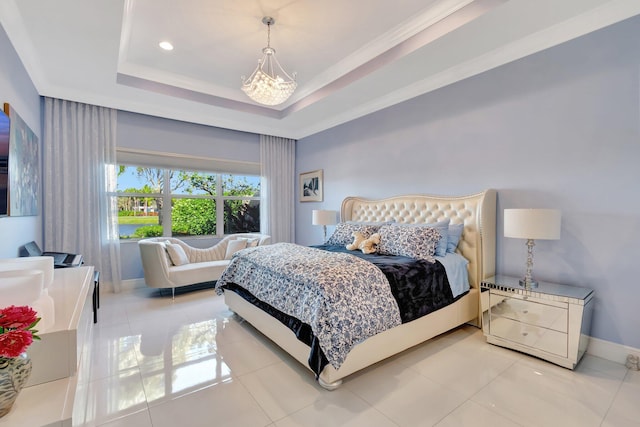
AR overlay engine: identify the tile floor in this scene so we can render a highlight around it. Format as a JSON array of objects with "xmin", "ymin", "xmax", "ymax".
[{"xmin": 77, "ymin": 287, "xmax": 640, "ymax": 427}]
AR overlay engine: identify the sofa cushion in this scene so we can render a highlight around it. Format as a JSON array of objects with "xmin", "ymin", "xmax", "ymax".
[
  {"xmin": 166, "ymin": 242, "xmax": 190, "ymax": 266},
  {"xmin": 167, "ymin": 260, "xmax": 229, "ymax": 287}
]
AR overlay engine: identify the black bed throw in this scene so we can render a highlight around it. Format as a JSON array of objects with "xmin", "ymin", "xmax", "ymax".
[
  {"xmin": 315, "ymin": 245, "xmax": 455, "ymax": 323},
  {"xmin": 222, "ymin": 245, "xmax": 457, "ymax": 377}
]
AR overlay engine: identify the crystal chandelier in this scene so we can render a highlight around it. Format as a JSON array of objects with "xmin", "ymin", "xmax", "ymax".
[{"xmin": 241, "ymin": 17, "xmax": 297, "ymax": 106}]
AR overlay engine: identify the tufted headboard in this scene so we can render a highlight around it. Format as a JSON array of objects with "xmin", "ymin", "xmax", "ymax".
[{"xmin": 341, "ymin": 189, "xmax": 496, "ymax": 290}]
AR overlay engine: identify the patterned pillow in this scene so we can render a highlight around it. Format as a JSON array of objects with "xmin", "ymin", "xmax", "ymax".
[
  {"xmin": 377, "ymin": 224, "xmax": 441, "ymax": 262},
  {"xmin": 326, "ymin": 222, "xmax": 381, "ymax": 246}
]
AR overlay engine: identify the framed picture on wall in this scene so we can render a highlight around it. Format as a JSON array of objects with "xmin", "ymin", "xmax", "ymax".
[
  {"xmin": 299, "ymin": 169, "xmax": 323, "ymax": 202},
  {"xmin": 4, "ymin": 103, "xmax": 39, "ymax": 216}
]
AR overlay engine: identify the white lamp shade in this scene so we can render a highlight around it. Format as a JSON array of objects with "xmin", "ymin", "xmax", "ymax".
[
  {"xmin": 504, "ymin": 209, "xmax": 561, "ymax": 240},
  {"xmin": 312, "ymin": 210, "xmax": 337, "ymax": 226}
]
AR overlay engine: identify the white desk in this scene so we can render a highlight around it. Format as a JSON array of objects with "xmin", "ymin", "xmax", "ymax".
[{"xmin": 0, "ymin": 266, "xmax": 94, "ymax": 427}]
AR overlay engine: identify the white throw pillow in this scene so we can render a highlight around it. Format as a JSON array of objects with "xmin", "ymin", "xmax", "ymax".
[
  {"xmin": 225, "ymin": 239, "xmax": 247, "ymax": 260},
  {"xmin": 239, "ymin": 237, "xmax": 260, "ymax": 247},
  {"xmin": 165, "ymin": 242, "xmax": 189, "ymax": 266}
]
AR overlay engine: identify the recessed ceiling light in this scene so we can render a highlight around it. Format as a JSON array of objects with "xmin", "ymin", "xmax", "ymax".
[{"xmin": 159, "ymin": 41, "xmax": 174, "ymax": 51}]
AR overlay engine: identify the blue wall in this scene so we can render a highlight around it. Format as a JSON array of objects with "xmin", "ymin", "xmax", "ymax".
[
  {"xmin": 296, "ymin": 16, "xmax": 640, "ymax": 348},
  {"xmin": 0, "ymin": 23, "xmax": 42, "ymax": 257},
  {"xmin": 117, "ymin": 111, "xmax": 260, "ymax": 164}
]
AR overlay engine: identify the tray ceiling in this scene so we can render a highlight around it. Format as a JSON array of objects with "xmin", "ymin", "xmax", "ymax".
[{"xmin": 1, "ymin": 0, "xmax": 638, "ymax": 139}]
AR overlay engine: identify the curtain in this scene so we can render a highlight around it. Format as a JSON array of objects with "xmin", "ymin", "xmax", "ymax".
[
  {"xmin": 260, "ymin": 134, "xmax": 295, "ymax": 243},
  {"xmin": 43, "ymin": 97, "xmax": 122, "ymax": 292}
]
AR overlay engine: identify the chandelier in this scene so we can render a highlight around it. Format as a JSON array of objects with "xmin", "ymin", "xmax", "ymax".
[{"xmin": 241, "ymin": 17, "xmax": 297, "ymax": 106}]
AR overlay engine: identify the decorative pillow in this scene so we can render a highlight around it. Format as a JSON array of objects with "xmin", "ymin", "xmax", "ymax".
[
  {"xmin": 377, "ymin": 224, "xmax": 441, "ymax": 262},
  {"xmin": 447, "ymin": 223, "xmax": 464, "ymax": 253},
  {"xmin": 239, "ymin": 237, "xmax": 260, "ymax": 247},
  {"xmin": 165, "ymin": 241, "xmax": 189, "ymax": 266},
  {"xmin": 326, "ymin": 222, "xmax": 380, "ymax": 246},
  {"xmin": 225, "ymin": 239, "xmax": 248, "ymax": 260},
  {"xmin": 386, "ymin": 219, "xmax": 449, "ymax": 257}
]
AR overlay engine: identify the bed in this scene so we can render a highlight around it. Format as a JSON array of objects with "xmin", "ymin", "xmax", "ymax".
[{"xmin": 216, "ymin": 189, "xmax": 496, "ymax": 389}]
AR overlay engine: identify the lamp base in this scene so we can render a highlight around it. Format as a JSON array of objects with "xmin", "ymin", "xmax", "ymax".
[
  {"xmin": 520, "ymin": 238, "xmax": 538, "ymax": 289},
  {"xmin": 519, "ymin": 279, "xmax": 538, "ymax": 289}
]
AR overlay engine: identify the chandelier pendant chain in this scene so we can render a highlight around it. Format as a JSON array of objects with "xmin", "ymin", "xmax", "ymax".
[
  {"xmin": 266, "ymin": 19, "xmax": 271, "ymax": 49},
  {"xmin": 265, "ymin": 20, "xmax": 273, "ymax": 77}
]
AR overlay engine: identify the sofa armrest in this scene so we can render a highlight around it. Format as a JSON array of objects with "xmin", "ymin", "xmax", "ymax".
[{"xmin": 139, "ymin": 240, "xmax": 174, "ymax": 288}]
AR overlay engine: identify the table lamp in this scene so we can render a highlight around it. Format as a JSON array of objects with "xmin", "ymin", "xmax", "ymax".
[
  {"xmin": 312, "ymin": 210, "xmax": 337, "ymax": 243},
  {"xmin": 504, "ymin": 208, "xmax": 561, "ymax": 289}
]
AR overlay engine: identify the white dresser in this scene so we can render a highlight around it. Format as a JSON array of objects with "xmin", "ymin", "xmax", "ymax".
[
  {"xmin": 0, "ymin": 266, "xmax": 94, "ymax": 427},
  {"xmin": 481, "ymin": 275, "xmax": 594, "ymax": 369}
]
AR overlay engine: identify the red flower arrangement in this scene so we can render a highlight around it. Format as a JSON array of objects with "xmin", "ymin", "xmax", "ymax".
[{"xmin": 0, "ymin": 306, "xmax": 40, "ymax": 358}]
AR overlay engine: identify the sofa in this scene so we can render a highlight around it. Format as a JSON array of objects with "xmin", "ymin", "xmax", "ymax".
[{"xmin": 138, "ymin": 233, "xmax": 270, "ymax": 297}]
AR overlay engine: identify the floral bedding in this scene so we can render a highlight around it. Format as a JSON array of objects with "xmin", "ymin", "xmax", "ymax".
[{"xmin": 215, "ymin": 243, "xmax": 402, "ymax": 370}]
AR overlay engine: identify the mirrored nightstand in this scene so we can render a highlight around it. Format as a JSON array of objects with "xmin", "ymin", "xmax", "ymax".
[{"xmin": 481, "ymin": 275, "xmax": 594, "ymax": 369}]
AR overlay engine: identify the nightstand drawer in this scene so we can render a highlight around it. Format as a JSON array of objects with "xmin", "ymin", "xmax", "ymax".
[
  {"xmin": 489, "ymin": 316, "xmax": 568, "ymax": 358},
  {"xmin": 489, "ymin": 293, "xmax": 568, "ymax": 333}
]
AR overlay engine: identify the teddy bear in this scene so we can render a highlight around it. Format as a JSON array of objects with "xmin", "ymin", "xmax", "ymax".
[
  {"xmin": 346, "ymin": 231, "xmax": 367, "ymax": 251},
  {"xmin": 346, "ymin": 231, "xmax": 381, "ymax": 254},
  {"xmin": 359, "ymin": 233, "xmax": 381, "ymax": 254}
]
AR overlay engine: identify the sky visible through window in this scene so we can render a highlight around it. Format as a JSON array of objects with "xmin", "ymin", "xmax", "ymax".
[
  {"xmin": 117, "ymin": 168, "xmax": 153, "ymax": 191},
  {"xmin": 117, "ymin": 167, "xmax": 260, "ymax": 194}
]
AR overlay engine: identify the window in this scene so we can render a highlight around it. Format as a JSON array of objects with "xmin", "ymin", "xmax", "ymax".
[{"xmin": 117, "ymin": 165, "xmax": 260, "ymax": 239}]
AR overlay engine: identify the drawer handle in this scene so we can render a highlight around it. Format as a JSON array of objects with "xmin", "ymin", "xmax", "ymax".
[
  {"xmin": 522, "ymin": 332, "xmax": 528, "ymax": 337},
  {"xmin": 523, "ymin": 310, "xmax": 528, "ymax": 314}
]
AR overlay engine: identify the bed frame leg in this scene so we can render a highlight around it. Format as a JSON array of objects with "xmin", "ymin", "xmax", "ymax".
[{"xmin": 318, "ymin": 376, "xmax": 342, "ymax": 391}]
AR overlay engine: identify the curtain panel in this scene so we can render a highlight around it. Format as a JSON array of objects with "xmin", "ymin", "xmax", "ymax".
[
  {"xmin": 260, "ymin": 135, "xmax": 295, "ymax": 243},
  {"xmin": 43, "ymin": 97, "xmax": 122, "ymax": 292}
]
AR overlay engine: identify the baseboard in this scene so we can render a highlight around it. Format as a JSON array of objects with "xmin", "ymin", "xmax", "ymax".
[
  {"xmin": 117, "ymin": 278, "xmax": 216, "ymax": 294},
  {"xmin": 587, "ymin": 336, "xmax": 640, "ymax": 365}
]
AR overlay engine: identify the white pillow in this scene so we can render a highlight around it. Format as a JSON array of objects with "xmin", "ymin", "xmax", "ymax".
[
  {"xmin": 165, "ymin": 242, "xmax": 189, "ymax": 266},
  {"xmin": 225, "ymin": 239, "xmax": 248, "ymax": 260},
  {"xmin": 239, "ymin": 237, "xmax": 260, "ymax": 247}
]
